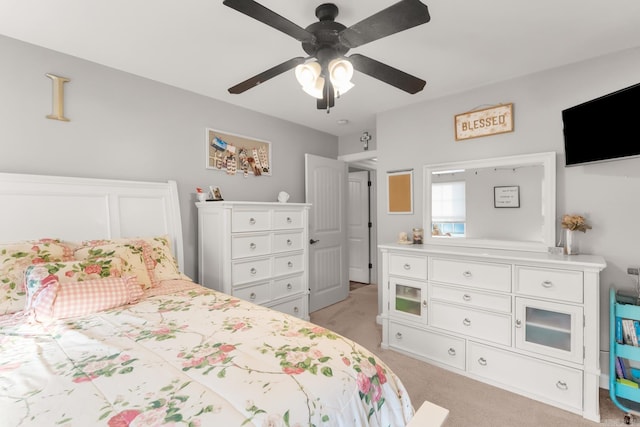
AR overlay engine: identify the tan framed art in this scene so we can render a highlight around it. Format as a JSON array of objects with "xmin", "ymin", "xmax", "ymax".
[
  {"xmin": 387, "ymin": 169, "xmax": 413, "ymax": 214},
  {"xmin": 454, "ymin": 103, "xmax": 514, "ymax": 141}
]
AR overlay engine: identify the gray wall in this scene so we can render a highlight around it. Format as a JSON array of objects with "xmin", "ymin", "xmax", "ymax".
[
  {"xmin": 0, "ymin": 35, "xmax": 338, "ymax": 279},
  {"xmin": 373, "ymin": 47, "xmax": 640, "ymax": 368}
]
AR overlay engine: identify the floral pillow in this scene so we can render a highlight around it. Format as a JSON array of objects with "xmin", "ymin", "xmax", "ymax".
[
  {"xmin": 143, "ymin": 235, "xmax": 190, "ymax": 282},
  {"xmin": 24, "ymin": 257, "xmax": 124, "ymax": 310},
  {"xmin": 74, "ymin": 241, "xmax": 155, "ymax": 289},
  {"xmin": 29, "ymin": 275, "xmax": 143, "ymax": 323},
  {"xmin": 0, "ymin": 238, "xmax": 74, "ymax": 315},
  {"xmin": 81, "ymin": 235, "xmax": 190, "ymax": 284}
]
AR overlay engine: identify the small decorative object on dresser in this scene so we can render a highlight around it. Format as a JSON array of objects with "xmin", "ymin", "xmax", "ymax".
[
  {"xmin": 197, "ymin": 201, "xmax": 311, "ymax": 319},
  {"xmin": 196, "ymin": 187, "xmax": 207, "ymax": 202},
  {"xmin": 208, "ymin": 186, "xmax": 223, "ymax": 201},
  {"xmin": 412, "ymin": 227, "xmax": 424, "ymax": 244},
  {"xmin": 277, "ymin": 191, "xmax": 290, "ymax": 203},
  {"xmin": 561, "ymin": 214, "xmax": 591, "ymax": 255}
]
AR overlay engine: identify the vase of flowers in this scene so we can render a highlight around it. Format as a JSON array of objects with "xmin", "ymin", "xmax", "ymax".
[
  {"xmin": 561, "ymin": 214, "xmax": 591, "ymax": 255},
  {"xmin": 196, "ymin": 187, "xmax": 207, "ymax": 202}
]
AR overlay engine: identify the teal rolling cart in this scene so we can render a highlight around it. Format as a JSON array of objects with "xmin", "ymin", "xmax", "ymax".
[{"xmin": 610, "ymin": 287, "xmax": 640, "ymax": 424}]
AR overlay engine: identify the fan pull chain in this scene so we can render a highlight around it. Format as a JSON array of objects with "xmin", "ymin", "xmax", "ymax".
[{"xmin": 325, "ymin": 82, "xmax": 331, "ymax": 114}]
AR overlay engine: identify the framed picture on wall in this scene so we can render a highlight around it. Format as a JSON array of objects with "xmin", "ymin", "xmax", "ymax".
[
  {"xmin": 494, "ymin": 185, "xmax": 520, "ymax": 208},
  {"xmin": 205, "ymin": 128, "xmax": 272, "ymax": 176},
  {"xmin": 387, "ymin": 170, "xmax": 413, "ymax": 214}
]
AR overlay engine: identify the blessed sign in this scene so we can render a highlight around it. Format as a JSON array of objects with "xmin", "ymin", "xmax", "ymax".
[{"xmin": 454, "ymin": 103, "xmax": 513, "ymax": 141}]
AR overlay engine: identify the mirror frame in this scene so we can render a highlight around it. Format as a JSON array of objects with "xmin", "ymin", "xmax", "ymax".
[{"xmin": 423, "ymin": 151, "xmax": 556, "ymax": 252}]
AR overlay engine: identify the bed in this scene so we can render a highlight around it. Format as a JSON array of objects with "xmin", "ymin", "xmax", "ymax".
[{"xmin": 0, "ymin": 172, "xmax": 416, "ymax": 426}]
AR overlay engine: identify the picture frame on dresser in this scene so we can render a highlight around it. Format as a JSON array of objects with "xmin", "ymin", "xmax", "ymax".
[{"xmin": 208, "ymin": 186, "xmax": 223, "ymax": 201}]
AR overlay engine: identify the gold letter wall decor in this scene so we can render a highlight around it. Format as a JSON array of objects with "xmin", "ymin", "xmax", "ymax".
[{"xmin": 45, "ymin": 73, "xmax": 70, "ymax": 121}]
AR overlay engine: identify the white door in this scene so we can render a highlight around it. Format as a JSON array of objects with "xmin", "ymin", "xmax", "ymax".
[
  {"xmin": 348, "ymin": 171, "xmax": 370, "ymax": 283},
  {"xmin": 305, "ymin": 154, "xmax": 349, "ymax": 312}
]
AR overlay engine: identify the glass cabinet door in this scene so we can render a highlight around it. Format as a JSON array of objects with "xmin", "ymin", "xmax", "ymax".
[
  {"xmin": 389, "ymin": 278, "xmax": 428, "ymax": 323},
  {"xmin": 515, "ymin": 298, "xmax": 583, "ymax": 363}
]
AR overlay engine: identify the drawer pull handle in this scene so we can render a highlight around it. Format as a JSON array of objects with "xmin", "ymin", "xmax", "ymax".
[
  {"xmin": 249, "ymin": 217, "xmax": 256, "ymax": 225},
  {"xmin": 478, "ymin": 357, "xmax": 487, "ymax": 366},
  {"xmin": 556, "ymin": 381, "xmax": 568, "ymax": 390},
  {"xmin": 287, "ymin": 283, "xmax": 292, "ymax": 290},
  {"xmin": 463, "ymin": 318, "xmax": 471, "ymax": 327},
  {"xmin": 422, "ymin": 300, "xmax": 427, "ymax": 308},
  {"xmin": 448, "ymin": 348, "xmax": 456, "ymax": 356},
  {"xmin": 515, "ymin": 319, "xmax": 522, "ymax": 328},
  {"xmin": 250, "ymin": 268, "xmax": 257, "ymax": 275},
  {"xmin": 287, "ymin": 239, "xmax": 292, "ymax": 246},
  {"xmin": 294, "ymin": 306, "xmax": 299, "ymax": 313},
  {"xmin": 463, "ymin": 271, "xmax": 472, "ymax": 278},
  {"xmin": 395, "ymin": 332, "xmax": 403, "ymax": 340},
  {"xmin": 249, "ymin": 243, "xmax": 256, "ymax": 250},
  {"xmin": 250, "ymin": 292, "xmax": 256, "ymax": 300},
  {"xmin": 287, "ymin": 261, "xmax": 293, "ymax": 268},
  {"xmin": 462, "ymin": 294, "xmax": 471, "ymax": 301},
  {"xmin": 541, "ymin": 280, "xmax": 553, "ymax": 288},
  {"xmin": 287, "ymin": 217, "xmax": 292, "ymax": 223},
  {"xmin": 403, "ymin": 264, "xmax": 411, "ymax": 270}
]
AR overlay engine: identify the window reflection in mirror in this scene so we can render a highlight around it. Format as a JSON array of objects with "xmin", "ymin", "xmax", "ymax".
[
  {"xmin": 431, "ymin": 178, "xmax": 466, "ymax": 237},
  {"xmin": 423, "ymin": 152, "xmax": 556, "ymax": 252}
]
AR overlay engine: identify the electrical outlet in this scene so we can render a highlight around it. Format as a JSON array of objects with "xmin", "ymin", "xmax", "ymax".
[{"xmin": 628, "ymin": 267, "xmax": 639, "ymax": 275}]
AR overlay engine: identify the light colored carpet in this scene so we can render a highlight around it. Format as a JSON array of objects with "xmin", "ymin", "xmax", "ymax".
[{"xmin": 310, "ymin": 285, "xmax": 629, "ymax": 426}]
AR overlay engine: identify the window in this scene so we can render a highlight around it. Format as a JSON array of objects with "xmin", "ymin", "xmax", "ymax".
[{"xmin": 432, "ymin": 181, "xmax": 466, "ymax": 236}]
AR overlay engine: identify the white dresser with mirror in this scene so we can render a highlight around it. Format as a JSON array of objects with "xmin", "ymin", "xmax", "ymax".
[{"xmin": 380, "ymin": 152, "xmax": 607, "ymax": 421}]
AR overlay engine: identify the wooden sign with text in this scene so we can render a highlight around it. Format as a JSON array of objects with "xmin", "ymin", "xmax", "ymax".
[{"xmin": 454, "ymin": 104, "xmax": 513, "ymax": 141}]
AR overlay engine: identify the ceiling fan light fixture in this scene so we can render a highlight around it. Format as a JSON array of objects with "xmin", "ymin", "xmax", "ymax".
[
  {"xmin": 224, "ymin": 0, "xmax": 431, "ymax": 107},
  {"xmin": 328, "ymin": 58, "xmax": 353, "ymax": 85},
  {"xmin": 329, "ymin": 58, "xmax": 354, "ymax": 96},
  {"xmin": 295, "ymin": 62, "xmax": 321, "ymax": 88},
  {"xmin": 302, "ymin": 75, "xmax": 326, "ymax": 99}
]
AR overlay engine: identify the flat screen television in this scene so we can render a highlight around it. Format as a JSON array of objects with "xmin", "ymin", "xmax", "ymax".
[{"xmin": 562, "ymin": 82, "xmax": 640, "ymax": 166}]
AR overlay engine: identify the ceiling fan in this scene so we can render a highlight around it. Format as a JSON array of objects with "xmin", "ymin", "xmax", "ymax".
[{"xmin": 223, "ymin": 0, "xmax": 431, "ymax": 110}]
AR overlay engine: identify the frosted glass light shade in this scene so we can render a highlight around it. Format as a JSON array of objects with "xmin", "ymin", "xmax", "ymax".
[
  {"xmin": 329, "ymin": 58, "xmax": 354, "ymax": 95},
  {"xmin": 302, "ymin": 76, "xmax": 325, "ymax": 99}
]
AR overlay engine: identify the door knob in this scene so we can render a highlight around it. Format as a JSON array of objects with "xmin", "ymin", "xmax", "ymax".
[{"xmin": 310, "ymin": 239, "xmax": 320, "ymax": 244}]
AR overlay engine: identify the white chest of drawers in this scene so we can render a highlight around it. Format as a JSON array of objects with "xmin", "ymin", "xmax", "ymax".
[
  {"xmin": 197, "ymin": 201, "xmax": 311, "ymax": 319},
  {"xmin": 380, "ymin": 243, "xmax": 606, "ymax": 422}
]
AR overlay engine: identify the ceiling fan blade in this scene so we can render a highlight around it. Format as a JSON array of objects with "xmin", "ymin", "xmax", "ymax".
[
  {"xmin": 228, "ymin": 57, "xmax": 306, "ymax": 94},
  {"xmin": 223, "ymin": 0, "xmax": 315, "ymax": 43},
  {"xmin": 348, "ymin": 53, "xmax": 426, "ymax": 94},
  {"xmin": 339, "ymin": 0, "xmax": 430, "ymax": 49}
]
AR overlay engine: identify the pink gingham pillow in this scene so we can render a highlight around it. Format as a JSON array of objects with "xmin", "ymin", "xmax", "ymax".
[
  {"xmin": 0, "ymin": 238, "xmax": 74, "ymax": 315},
  {"xmin": 29, "ymin": 275, "xmax": 143, "ymax": 322},
  {"xmin": 24, "ymin": 257, "xmax": 124, "ymax": 310}
]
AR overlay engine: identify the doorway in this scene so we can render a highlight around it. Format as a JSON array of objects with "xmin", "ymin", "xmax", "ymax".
[{"xmin": 340, "ymin": 151, "xmax": 378, "ymax": 287}]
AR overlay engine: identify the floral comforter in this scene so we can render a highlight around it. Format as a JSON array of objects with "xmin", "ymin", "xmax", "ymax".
[{"xmin": 1, "ymin": 281, "xmax": 413, "ymax": 426}]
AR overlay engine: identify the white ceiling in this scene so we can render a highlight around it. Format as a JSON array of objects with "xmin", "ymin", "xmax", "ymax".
[{"xmin": 2, "ymin": 0, "xmax": 639, "ymax": 137}]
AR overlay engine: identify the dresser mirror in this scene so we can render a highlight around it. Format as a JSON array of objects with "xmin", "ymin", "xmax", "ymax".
[{"xmin": 423, "ymin": 151, "xmax": 556, "ymax": 252}]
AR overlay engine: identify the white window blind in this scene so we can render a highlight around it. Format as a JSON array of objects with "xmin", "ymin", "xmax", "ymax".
[{"xmin": 432, "ymin": 181, "xmax": 466, "ymax": 222}]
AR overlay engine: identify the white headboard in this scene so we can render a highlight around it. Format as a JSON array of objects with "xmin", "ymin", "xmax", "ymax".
[{"xmin": 0, "ymin": 172, "xmax": 184, "ymax": 271}]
